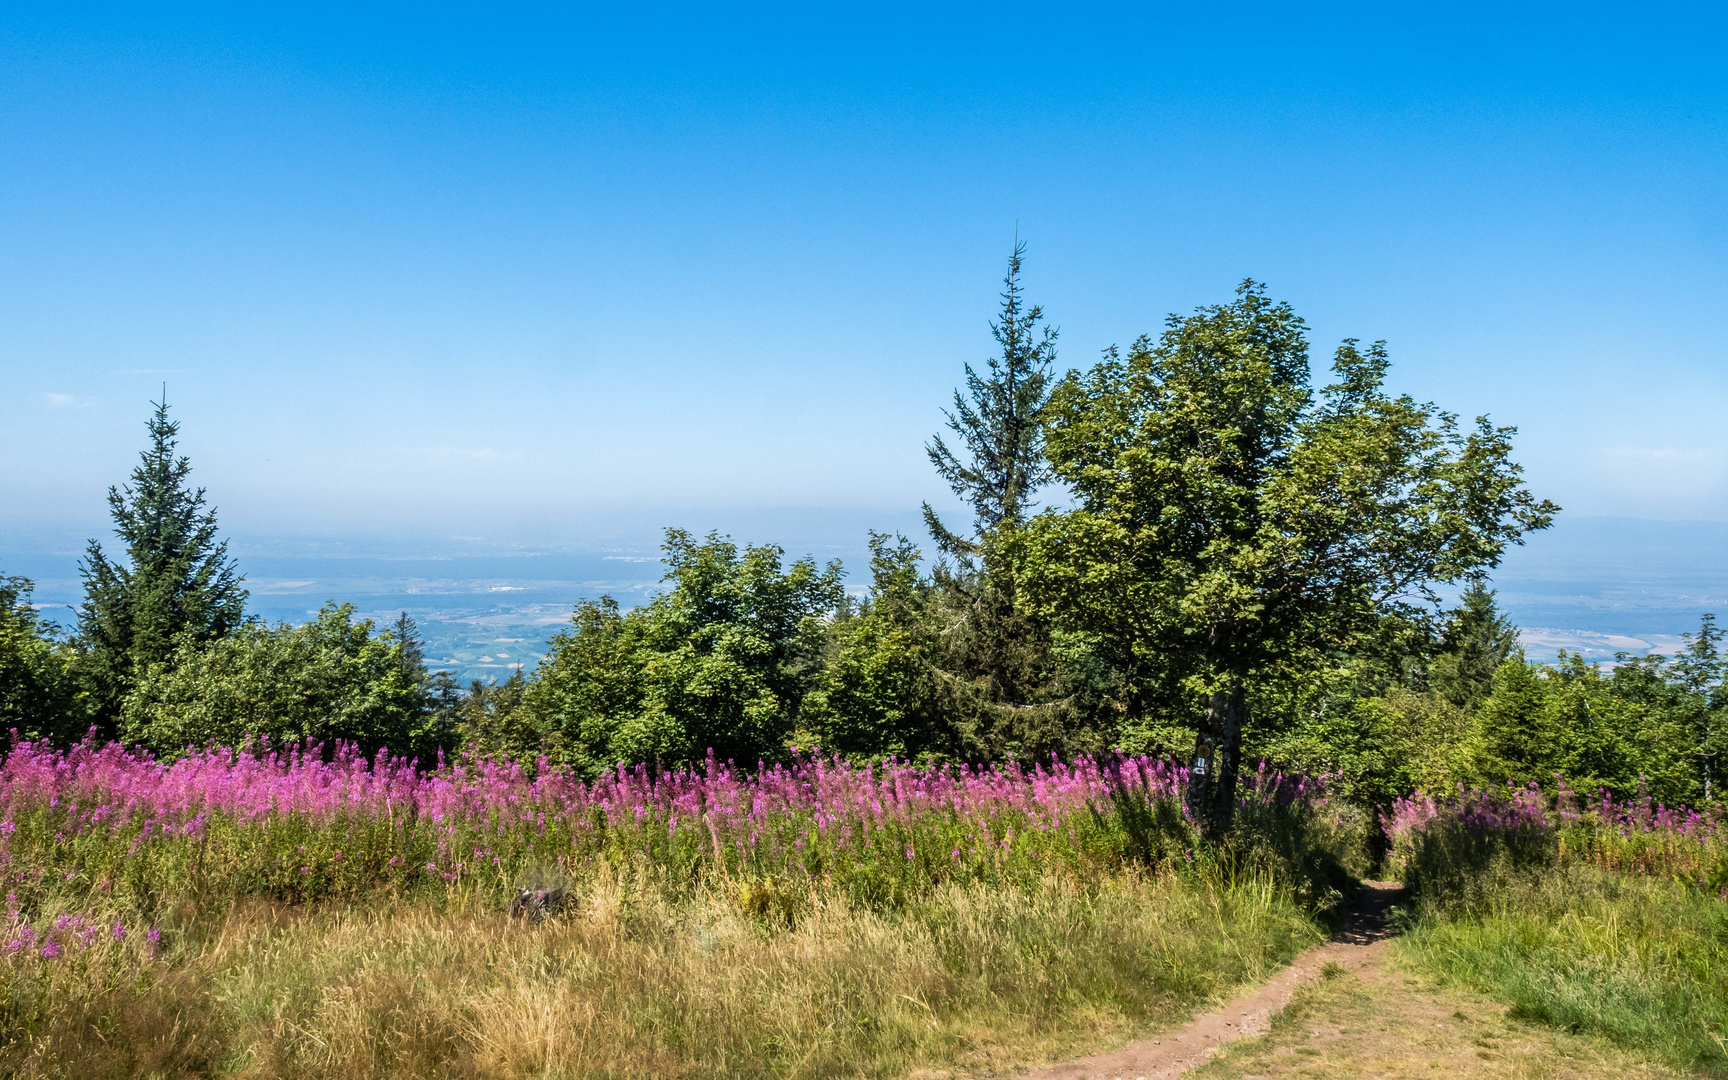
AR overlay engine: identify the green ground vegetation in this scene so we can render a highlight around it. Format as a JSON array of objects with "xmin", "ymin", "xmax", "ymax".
[{"xmin": 1399, "ymin": 864, "xmax": 1728, "ymax": 1077}]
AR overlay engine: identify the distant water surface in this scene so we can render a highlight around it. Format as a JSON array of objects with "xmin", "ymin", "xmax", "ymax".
[
  {"xmin": 1490, "ymin": 517, "xmax": 1728, "ymax": 660},
  {"xmin": 1, "ymin": 529, "xmax": 878, "ymax": 682}
]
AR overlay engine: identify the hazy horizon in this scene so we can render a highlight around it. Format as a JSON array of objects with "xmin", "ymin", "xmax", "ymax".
[{"xmin": 6, "ymin": 512, "xmax": 1724, "ymax": 680}]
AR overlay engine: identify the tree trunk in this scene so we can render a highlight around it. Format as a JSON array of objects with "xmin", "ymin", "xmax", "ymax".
[{"xmin": 1185, "ymin": 682, "xmax": 1246, "ymax": 839}]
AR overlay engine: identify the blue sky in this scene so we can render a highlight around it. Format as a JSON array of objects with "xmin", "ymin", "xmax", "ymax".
[{"xmin": 4, "ymin": 3, "xmax": 1726, "ymax": 549}]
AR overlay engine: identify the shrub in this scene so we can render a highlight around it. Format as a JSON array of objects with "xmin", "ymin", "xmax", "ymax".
[{"xmin": 118, "ymin": 602, "xmax": 424, "ymax": 761}]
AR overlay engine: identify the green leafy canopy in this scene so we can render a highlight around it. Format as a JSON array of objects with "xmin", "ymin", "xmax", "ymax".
[{"xmin": 1012, "ymin": 281, "xmax": 1558, "ymax": 829}]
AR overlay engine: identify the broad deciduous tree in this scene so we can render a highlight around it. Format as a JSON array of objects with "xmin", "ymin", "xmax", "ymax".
[
  {"xmin": 1015, "ymin": 282, "xmax": 1557, "ymax": 835},
  {"xmin": 524, "ymin": 530, "xmax": 843, "ymax": 774},
  {"xmin": 0, "ymin": 575, "xmax": 81, "ymax": 745}
]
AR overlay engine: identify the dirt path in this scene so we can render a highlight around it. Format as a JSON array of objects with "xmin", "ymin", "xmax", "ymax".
[
  {"xmin": 1021, "ymin": 881, "xmax": 1405, "ymax": 1080},
  {"xmin": 1189, "ymin": 945, "xmax": 1686, "ymax": 1080}
]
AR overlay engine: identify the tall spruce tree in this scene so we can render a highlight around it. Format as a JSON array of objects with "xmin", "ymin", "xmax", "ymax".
[
  {"xmin": 923, "ymin": 239, "xmax": 1058, "ymax": 557},
  {"xmin": 78, "ymin": 398, "xmax": 246, "ymax": 726},
  {"xmin": 392, "ymin": 611, "xmax": 429, "ymax": 684},
  {"xmin": 1430, "ymin": 581, "xmax": 1520, "ymax": 710},
  {"xmin": 914, "ymin": 242, "xmax": 1106, "ymax": 760}
]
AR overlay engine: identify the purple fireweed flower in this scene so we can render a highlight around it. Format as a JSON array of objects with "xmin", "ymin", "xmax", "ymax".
[
  {"xmin": 0, "ymin": 734, "xmax": 1370, "ymax": 891},
  {"xmin": 39, "ymin": 941, "xmax": 58, "ymax": 959}
]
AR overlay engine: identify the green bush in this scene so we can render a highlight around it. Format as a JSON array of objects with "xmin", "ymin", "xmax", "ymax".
[
  {"xmin": 523, "ymin": 529, "xmax": 843, "ymax": 774},
  {"xmin": 118, "ymin": 602, "xmax": 425, "ymax": 759},
  {"xmin": 0, "ymin": 575, "xmax": 83, "ymax": 747}
]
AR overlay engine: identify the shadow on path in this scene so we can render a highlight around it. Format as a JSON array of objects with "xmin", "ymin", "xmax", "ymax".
[{"xmin": 1331, "ymin": 878, "xmax": 1404, "ymax": 945}]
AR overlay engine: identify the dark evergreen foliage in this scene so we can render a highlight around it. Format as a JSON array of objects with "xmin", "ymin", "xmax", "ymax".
[
  {"xmin": 393, "ymin": 612, "xmax": 429, "ymax": 684},
  {"xmin": 77, "ymin": 399, "xmax": 246, "ymax": 726},
  {"xmin": 1430, "ymin": 581, "xmax": 1520, "ymax": 710},
  {"xmin": 922, "ymin": 240, "xmax": 1058, "ymax": 555}
]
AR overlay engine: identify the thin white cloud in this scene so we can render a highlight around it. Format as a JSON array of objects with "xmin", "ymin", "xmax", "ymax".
[{"xmin": 44, "ymin": 393, "xmax": 92, "ymax": 408}]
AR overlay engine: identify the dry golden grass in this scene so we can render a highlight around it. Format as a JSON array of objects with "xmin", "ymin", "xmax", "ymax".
[{"xmin": 0, "ymin": 865, "xmax": 1321, "ymax": 1079}]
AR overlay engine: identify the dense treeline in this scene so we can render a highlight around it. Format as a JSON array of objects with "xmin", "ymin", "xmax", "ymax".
[{"xmin": 4, "ymin": 250, "xmax": 1723, "ymax": 820}]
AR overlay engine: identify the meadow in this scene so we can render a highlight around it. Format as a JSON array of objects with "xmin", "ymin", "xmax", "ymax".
[
  {"xmin": 1387, "ymin": 781, "xmax": 1728, "ymax": 1076},
  {"xmin": 5, "ymin": 737, "xmax": 1727, "ymax": 1078},
  {"xmin": 0, "ymin": 740, "xmax": 1366, "ymax": 1078}
]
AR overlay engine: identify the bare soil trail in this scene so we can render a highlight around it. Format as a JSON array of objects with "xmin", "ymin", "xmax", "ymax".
[{"xmin": 1020, "ymin": 881, "xmax": 1405, "ymax": 1080}]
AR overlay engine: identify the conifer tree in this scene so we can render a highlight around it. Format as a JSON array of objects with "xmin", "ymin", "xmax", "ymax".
[
  {"xmin": 1467, "ymin": 657, "xmax": 1560, "ymax": 785},
  {"xmin": 393, "ymin": 611, "xmax": 429, "ymax": 684},
  {"xmin": 923, "ymin": 240, "xmax": 1058, "ymax": 557},
  {"xmin": 913, "ymin": 242, "xmax": 1103, "ymax": 760},
  {"xmin": 1430, "ymin": 581, "xmax": 1520, "ymax": 710},
  {"xmin": 1671, "ymin": 613, "xmax": 1724, "ymax": 799},
  {"xmin": 78, "ymin": 398, "xmax": 246, "ymax": 725}
]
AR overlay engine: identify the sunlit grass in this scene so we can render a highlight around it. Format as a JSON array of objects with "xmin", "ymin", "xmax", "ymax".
[
  {"xmin": 0, "ymin": 739, "xmax": 1365, "ymax": 1077},
  {"xmin": 1400, "ymin": 864, "xmax": 1728, "ymax": 1077},
  {"xmin": 0, "ymin": 866, "xmax": 1327, "ymax": 1079}
]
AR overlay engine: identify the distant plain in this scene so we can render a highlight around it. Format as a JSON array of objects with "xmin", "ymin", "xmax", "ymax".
[{"xmin": 5, "ymin": 515, "xmax": 1722, "ymax": 682}]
